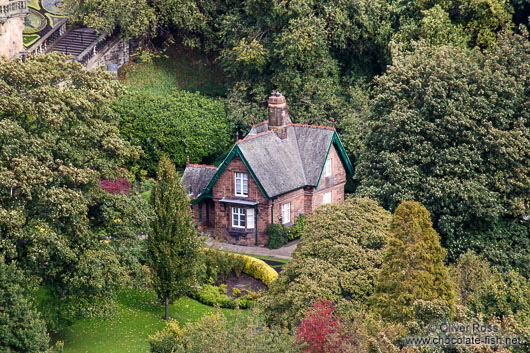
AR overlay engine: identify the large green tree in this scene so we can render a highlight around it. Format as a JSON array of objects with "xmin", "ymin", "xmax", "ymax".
[
  {"xmin": 356, "ymin": 30, "xmax": 530, "ymax": 260},
  {"xmin": 148, "ymin": 155, "xmax": 201, "ymax": 320},
  {"xmin": 0, "ymin": 53, "xmax": 149, "ymax": 330},
  {"xmin": 372, "ymin": 201, "xmax": 455, "ymax": 322},
  {"xmin": 261, "ymin": 197, "xmax": 391, "ymax": 327}
]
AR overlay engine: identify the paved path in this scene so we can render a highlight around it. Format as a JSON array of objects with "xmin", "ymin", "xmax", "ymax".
[{"xmin": 205, "ymin": 237, "xmax": 299, "ymax": 260}]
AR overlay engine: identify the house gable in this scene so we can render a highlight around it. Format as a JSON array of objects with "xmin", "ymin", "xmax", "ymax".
[
  {"xmin": 314, "ymin": 132, "xmax": 354, "ymax": 190},
  {"xmin": 192, "ymin": 145, "xmax": 269, "ymax": 205}
]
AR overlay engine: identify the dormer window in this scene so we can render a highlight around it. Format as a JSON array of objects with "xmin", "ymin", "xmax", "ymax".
[
  {"xmin": 324, "ymin": 159, "xmax": 332, "ymax": 177},
  {"xmin": 235, "ymin": 172, "xmax": 248, "ymax": 197}
]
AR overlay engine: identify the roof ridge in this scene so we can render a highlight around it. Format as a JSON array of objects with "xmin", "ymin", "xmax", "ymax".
[
  {"xmin": 237, "ymin": 129, "xmax": 275, "ymax": 144},
  {"xmin": 292, "ymin": 125, "xmax": 308, "ymax": 185},
  {"xmin": 252, "ymin": 120, "xmax": 268, "ymax": 127},
  {"xmin": 288, "ymin": 123, "xmax": 335, "ymax": 131},
  {"xmin": 187, "ymin": 163, "xmax": 217, "ymax": 169}
]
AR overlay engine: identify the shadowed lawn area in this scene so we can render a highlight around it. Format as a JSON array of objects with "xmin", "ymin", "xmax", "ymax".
[
  {"xmin": 54, "ymin": 287, "xmax": 241, "ymax": 353},
  {"xmin": 119, "ymin": 44, "xmax": 227, "ymax": 97}
]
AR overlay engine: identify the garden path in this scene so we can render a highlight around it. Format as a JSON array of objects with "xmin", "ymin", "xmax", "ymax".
[{"xmin": 205, "ymin": 237, "xmax": 298, "ymax": 260}]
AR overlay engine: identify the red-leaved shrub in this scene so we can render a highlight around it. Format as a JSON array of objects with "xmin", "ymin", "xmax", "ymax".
[{"xmin": 295, "ymin": 299, "xmax": 350, "ymax": 352}]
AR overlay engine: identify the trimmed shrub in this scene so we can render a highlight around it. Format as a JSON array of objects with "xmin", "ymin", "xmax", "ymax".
[
  {"xmin": 191, "ymin": 285, "xmax": 234, "ymax": 308},
  {"xmin": 203, "ymin": 249, "xmax": 278, "ymax": 287},
  {"xmin": 266, "ymin": 224, "xmax": 289, "ymax": 249}
]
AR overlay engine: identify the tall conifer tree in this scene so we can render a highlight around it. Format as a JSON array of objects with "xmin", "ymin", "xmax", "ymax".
[
  {"xmin": 373, "ymin": 201, "xmax": 455, "ymax": 321},
  {"xmin": 148, "ymin": 155, "xmax": 201, "ymax": 320}
]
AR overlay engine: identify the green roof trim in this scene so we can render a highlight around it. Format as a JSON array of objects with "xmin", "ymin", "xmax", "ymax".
[
  {"xmin": 315, "ymin": 132, "xmax": 354, "ymax": 190},
  {"xmin": 191, "ymin": 145, "xmax": 270, "ymax": 205}
]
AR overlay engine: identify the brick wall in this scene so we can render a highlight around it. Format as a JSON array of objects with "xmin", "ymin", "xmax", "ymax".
[
  {"xmin": 312, "ymin": 144, "xmax": 346, "ymax": 210},
  {"xmin": 196, "ymin": 144, "xmax": 348, "ymax": 246},
  {"xmin": 211, "ymin": 156, "xmax": 270, "ymax": 246}
]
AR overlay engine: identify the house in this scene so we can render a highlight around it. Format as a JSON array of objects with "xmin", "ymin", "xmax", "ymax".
[{"xmin": 182, "ymin": 92, "xmax": 353, "ymax": 246}]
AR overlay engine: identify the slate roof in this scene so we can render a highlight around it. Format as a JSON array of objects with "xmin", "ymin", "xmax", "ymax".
[
  {"xmin": 181, "ymin": 164, "xmax": 217, "ymax": 198},
  {"xmin": 182, "ymin": 121, "xmax": 351, "ymax": 200},
  {"xmin": 235, "ymin": 123, "xmax": 336, "ymax": 197}
]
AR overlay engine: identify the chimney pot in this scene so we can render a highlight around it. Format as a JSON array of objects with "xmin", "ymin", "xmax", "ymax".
[{"xmin": 268, "ymin": 91, "xmax": 288, "ymax": 128}]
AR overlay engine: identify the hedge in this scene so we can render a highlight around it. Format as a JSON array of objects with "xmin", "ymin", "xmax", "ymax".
[{"xmin": 203, "ymin": 249, "xmax": 278, "ymax": 287}]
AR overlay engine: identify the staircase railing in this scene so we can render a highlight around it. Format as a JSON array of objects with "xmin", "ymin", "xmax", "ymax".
[
  {"xmin": 0, "ymin": 0, "xmax": 28, "ymax": 23},
  {"xmin": 76, "ymin": 31, "xmax": 109, "ymax": 65},
  {"xmin": 26, "ymin": 18, "xmax": 68, "ymax": 55}
]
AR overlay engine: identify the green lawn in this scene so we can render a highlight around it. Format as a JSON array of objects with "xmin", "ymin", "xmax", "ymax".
[
  {"xmin": 54, "ymin": 287, "xmax": 240, "ymax": 353},
  {"xmin": 119, "ymin": 44, "xmax": 227, "ymax": 97}
]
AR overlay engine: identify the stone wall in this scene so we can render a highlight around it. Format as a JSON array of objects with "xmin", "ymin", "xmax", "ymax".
[
  {"xmin": 88, "ymin": 38, "xmax": 130, "ymax": 70},
  {"xmin": 0, "ymin": 11, "xmax": 26, "ymax": 60}
]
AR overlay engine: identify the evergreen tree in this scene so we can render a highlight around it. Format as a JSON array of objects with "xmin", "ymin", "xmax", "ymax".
[
  {"xmin": 373, "ymin": 201, "xmax": 455, "ymax": 321},
  {"xmin": 0, "ymin": 258, "xmax": 49, "ymax": 352},
  {"xmin": 148, "ymin": 155, "xmax": 202, "ymax": 320}
]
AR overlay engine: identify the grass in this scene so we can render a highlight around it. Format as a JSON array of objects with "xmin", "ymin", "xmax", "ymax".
[
  {"xmin": 119, "ymin": 44, "xmax": 227, "ymax": 97},
  {"xmin": 54, "ymin": 287, "xmax": 241, "ymax": 353}
]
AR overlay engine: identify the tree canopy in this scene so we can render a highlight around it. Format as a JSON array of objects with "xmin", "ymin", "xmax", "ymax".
[
  {"xmin": 0, "ymin": 53, "xmax": 150, "ymax": 329},
  {"xmin": 261, "ymin": 197, "xmax": 391, "ymax": 327},
  {"xmin": 372, "ymin": 201, "xmax": 455, "ymax": 322},
  {"xmin": 355, "ymin": 30, "xmax": 530, "ymax": 260},
  {"xmin": 148, "ymin": 155, "xmax": 202, "ymax": 320}
]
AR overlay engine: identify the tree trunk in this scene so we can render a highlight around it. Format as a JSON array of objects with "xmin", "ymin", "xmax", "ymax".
[{"xmin": 164, "ymin": 296, "xmax": 169, "ymax": 320}]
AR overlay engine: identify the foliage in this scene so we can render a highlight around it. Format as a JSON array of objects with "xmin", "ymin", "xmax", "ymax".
[
  {"xmin": 266, "ymin": 215, "xmax": 306, "ymax": 248},
  {"xmin": 65, "ymin": 0, "xmax": 157, "ymax": 39},
  {"xmin": 261, "ymin": 197, "xmax": 391, "ymax": 327},
  {"xmin": 203, "ymin": 249, "xmax": 278, "ymax": 287},
  {"xmin": 147, "ymin": 156, "xmax": 202, "ymax": 320},
  {"xmin": 470, "ymin": 269, "xmax": 530, "ymax": 324},
  {"xmin": 288, "ymin": 214, "xmax": 306, "ymax": 241},
  {"xmin": 392, "ymin": 0, "xmax": 513, "ymax": 48},
  {"xmin": 266, "ymin": 223, "xmax": 289, "ymax": 249},
  {"xmin": 295, "ymin": 299, "xmax": 347, "ymax": 353},
  {"xmin": 191, "ymin": 284, "xmax": 234, "ymax": 308},
  {"xmin": 191, "ymin": 284, "xmax": 257, "ymax": 309},
  {"xmin": 463, "ymin": 217, "xmax": 530, "ymax": 275},
  {"xmin": 356, "ymin": 31, "xmax": 530, "ymax": 260},
  {"xmin": 0, "ymin": 53, "xmax": 146, "ymax": 330},
  {"xmin": 0, "ymin": 258, "xmax": 49, "ymax": 352},
  {"xmin": 372, "ymin": 201, "xmax": 455, "ymax": 322},
  {"xmin": 450, "ymin": 251, "xmax": 493, "ymax": 307},
  {"xmin": 113, "ymin": 89, "xmax": 231, "ymax": 175},
  {"xmin": 149, "ymin": 310, "xmax": 296, "ymax": 353}
]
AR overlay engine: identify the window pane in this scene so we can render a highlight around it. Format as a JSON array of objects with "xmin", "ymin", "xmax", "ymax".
[
  {"xmin": 243, "ymin": 178, "xmax": 248, "ymax": 195},
  {"xmin": 282, "ymin": 203, "xmax": 290, "ymax": 224},
  {"xmin": 247, "ymin": 209, "xmax": 254, "ymax": 229}
]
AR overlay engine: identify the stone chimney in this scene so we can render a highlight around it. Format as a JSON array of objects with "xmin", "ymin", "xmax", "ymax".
[{"xmin": 268, "ymin": 91, "xmax": 288, "ymax": 128}]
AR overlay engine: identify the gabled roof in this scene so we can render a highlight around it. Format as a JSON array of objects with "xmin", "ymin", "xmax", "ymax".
[
  {"xmin": 184, "ymin": 122, "xmax": 353, "ymax": 204},
  {"xmin": 181, "ymin": 164, "xmax": 217, "ymax": 198}
]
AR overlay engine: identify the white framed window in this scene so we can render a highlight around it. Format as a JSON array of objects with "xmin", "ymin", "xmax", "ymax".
[
  {"xmin": 232, "ymin": 207, "xmax": 246, "ymax": 228},
  {"xmin": 281, "ymin": 203, "xmax": 290, "ymax": 224},
  {"xmin": 235, "ymin": 172, "xmax": 248, "ymax": 197},
  {"xmin": 324, "ymin": 159, "xmax": 332, "ymax": 177},
  {"xmin": 323, "ymin": 192, "xmax": 332, "ymax": 205},
  {"xmin": 247, "ymin": 208, "xmax": 255, "ymax": 229}
]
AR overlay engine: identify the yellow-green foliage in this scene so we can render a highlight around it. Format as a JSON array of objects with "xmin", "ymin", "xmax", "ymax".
[
  {"xmin": 203, "ymin": 249, "xmax": 278, "ymax": 287},
  {"xmin": 372, "ymin": 201, "xmax": 455, "ymax": 322}
]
